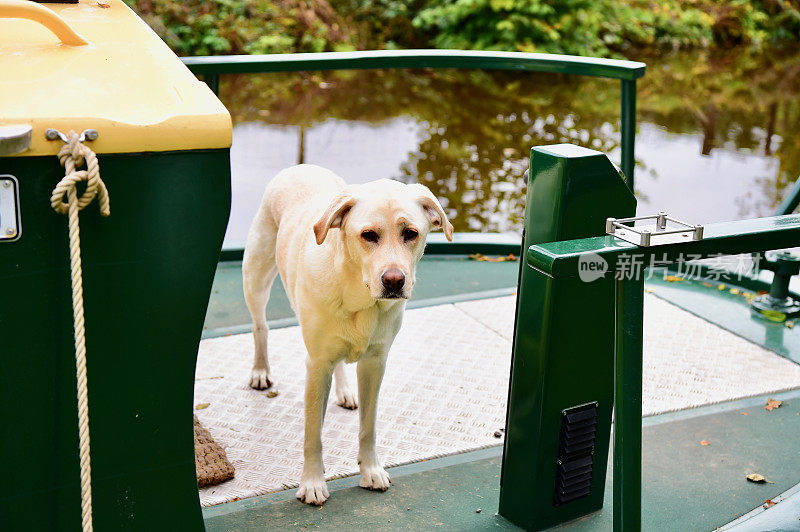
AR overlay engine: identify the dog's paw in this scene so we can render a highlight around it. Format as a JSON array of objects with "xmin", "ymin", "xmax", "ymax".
[
  {"xmin": 296, "ymin": 478, "xmax": 329, "ymax": 506},
  {"xmin": 335, "ymin": 387, "xmax": 358, "ymax": 410},
  {"xmin": 249, "ymin": 368, "xmax": 273, "ymax": 390},
  {"xmin": 359, "ymin": 465, "xmax": 391, "ymax": 491}
]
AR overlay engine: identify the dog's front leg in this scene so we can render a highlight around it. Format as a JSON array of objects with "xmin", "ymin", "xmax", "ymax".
[
  {"xmin": 296, "ymin": 358, "xmax": 334, "ymax": 505},
  {"xmin": 356, "ymin": 352, "xmax": 391, "ymax": 491}
]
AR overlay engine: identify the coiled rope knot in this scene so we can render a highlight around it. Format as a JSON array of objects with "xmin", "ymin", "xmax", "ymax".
[
  {"xmin": 48, "ymin": 129, "xmax": 109, "ymax": 532},
  {"xmin": 51, "ymin": 131, "xmax": 110, "ymax": 217}
]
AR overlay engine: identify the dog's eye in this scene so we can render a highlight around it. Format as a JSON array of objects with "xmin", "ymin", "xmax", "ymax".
[
  {"xmin": 361, "ymin": 230, "xmax": 379, "ymax": 243},
  {"xmin": 402, "ymin": 228, "xmax": 419, "ymax": 242}
]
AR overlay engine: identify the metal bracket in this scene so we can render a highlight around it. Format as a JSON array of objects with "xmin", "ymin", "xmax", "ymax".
[
  {"xmin": 0, "ymin": 174, "xmax": 21, "ymax": 242},
  {"xmin": 45, "ymin": 128, "xmax": 98, "ymax": 143},
  {"xmin": 606, "ymin": 212, "xmax": 703, "ymax": 247}
]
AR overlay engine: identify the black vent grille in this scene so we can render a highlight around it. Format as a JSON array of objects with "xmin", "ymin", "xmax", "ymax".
[{"xmin": 554, "ymin": 402, "xmax": 598, "ymax": 506}]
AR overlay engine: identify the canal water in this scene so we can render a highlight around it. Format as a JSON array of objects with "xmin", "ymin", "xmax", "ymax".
[{"xmin": 217, "ymin": 49, "xmax": 800, "ymax": 245}]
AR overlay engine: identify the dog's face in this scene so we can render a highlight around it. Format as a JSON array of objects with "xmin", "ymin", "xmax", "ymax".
[{"xmin": 313, "ymin": 179, "xmax": 454, "ymax": 300}]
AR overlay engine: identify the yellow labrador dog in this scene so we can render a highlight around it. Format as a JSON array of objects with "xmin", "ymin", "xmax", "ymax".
[{"xmin": 242, "ymin": 164, "xmax": 453, "ymax": 505}]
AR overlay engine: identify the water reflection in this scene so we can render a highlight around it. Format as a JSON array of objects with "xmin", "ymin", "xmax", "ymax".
[{"xmin": 219, "ymin": 49, "xmax": 800, "ymax": 243}]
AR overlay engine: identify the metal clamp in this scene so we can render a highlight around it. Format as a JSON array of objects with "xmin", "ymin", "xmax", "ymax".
[
  {"xmin": 750, "ymin": 251, "xmax": 800, "ymax": 321},
  {"xmin": 606, "ymin": 212, "xmax": 703, "ymax": 247},
  {"xmin": 45, "ymin": 128, "xmax": 99, "ymax": 143}
]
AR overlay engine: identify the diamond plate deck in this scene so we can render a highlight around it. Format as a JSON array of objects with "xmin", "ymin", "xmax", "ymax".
[{"xmin": 195, "ymin": 294, "xmax": 800, "ymax": 507}]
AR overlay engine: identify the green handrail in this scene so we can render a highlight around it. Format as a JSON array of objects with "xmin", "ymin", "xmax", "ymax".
[{"xmin": 181, "ymin": 50, "xmax": 645, "ymax": 188}]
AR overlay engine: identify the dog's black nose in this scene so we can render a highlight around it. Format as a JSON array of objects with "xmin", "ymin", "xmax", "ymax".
[{"xmin": 381, "ymin": 269, "xmax": 405, "ymax": 292}]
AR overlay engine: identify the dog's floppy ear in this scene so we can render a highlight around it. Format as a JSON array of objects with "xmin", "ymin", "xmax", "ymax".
[
  {"xmin": 313, "ymin": 192, "xmax": 356, "ymax": 245},
  {"xmin": 413, "ymin": 184, "xmax": 454, "ymax": 241}
]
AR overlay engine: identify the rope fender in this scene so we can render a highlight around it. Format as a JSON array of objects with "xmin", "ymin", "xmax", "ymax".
[{"xmin": 49, "ymin": 129, "xmax": 110, "ymax": 532}]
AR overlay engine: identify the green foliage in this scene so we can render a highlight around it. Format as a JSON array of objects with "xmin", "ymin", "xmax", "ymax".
[
  {"xmin": 126, "ymin": 0, "xmax": 799, "ymax": 58},
  {"xmin": 126, "ymin": 0, "xmax": 361, "ymax": 56},
  {"xmin": 411, "ymin": 0, "xmax": 799, "ymax": 57}
]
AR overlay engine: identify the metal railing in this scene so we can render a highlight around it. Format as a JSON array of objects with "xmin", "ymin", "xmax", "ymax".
[
  {"xmin": 182, "ymin": 49, "xmax": 645, "ymax": 189},
  {"xmin": 776, "ymin": 174, "xmax": 800, "ymax": 215}
]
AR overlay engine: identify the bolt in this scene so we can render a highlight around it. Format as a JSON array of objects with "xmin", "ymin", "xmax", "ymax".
[
  {"xmin": 81, "ymin": 129, "xmax": 99, "ymax": 141},
  {"xmin": 5, "ymin": 227, "xmax": 16, "ymax": 237},
  {"xmin": 640, "ymin": 229, "xmax": 651, "ymax": 246},
  {"xmin": 657, "ymin": 211, "xmax": 667, "ymax": 230},
  {"xmin": 2, "ymin": 180, "xmax": 10, "ymax": 188},
  {"xmin": 695, "ymin": 225, "xmax": 704, "ymax": 240}
]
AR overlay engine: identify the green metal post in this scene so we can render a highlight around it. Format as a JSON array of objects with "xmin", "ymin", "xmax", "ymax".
[
  {"xmin": 776, "ymin": 175, "xmax": 800, "ymax": 215},
  {"xmin": 526, "ymin": 213, "xmax": 800, "ymax": 532},
  {"xmin": 621, "ymin": 79, "xmax": 636, "ymax": 191},
  {"xmin": 499, "ymin": 144, "xmax": 636, "ymax": 531},
  {"xmin": 204, "ymin": 73, "xmax": 220, "ymax": 95},
  {"xmin": 613, "ymin": 276, "xmax": 644, "ymax": 532}
]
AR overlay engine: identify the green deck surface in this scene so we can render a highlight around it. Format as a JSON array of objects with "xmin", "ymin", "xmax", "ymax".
[
  {"xmin": 200, "ymin": 256, "xmax": 800, "ymax": 529},
  {"xmin": 202, "ymin": 390, "xmax": 800, "ymax": 531},
  {"xmin": 203, "ymin": 255, "xmax": 520, "ymax": 336}
]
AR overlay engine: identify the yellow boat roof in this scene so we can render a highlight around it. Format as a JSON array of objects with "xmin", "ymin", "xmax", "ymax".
[{"xmin": 0, "ymin": 0, "xmax": 231, "ymax": 156}]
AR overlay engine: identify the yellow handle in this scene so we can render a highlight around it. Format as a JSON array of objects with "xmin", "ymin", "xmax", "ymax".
[{"xmin": 0, "ymin": 0, "xmax": 88, "ymax": 46}]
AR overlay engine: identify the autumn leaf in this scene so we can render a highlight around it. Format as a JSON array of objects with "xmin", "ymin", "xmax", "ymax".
[
  {"xmin": 266, "ymin": 390, "xmax": 279, "ymax": 398},
  {"xmin": 700, "ymin": 440, "xmax": 710, "ymax": 446},
  {"xmin": 766, "ymin": 398, "xmax": 782, "ymax": 411},
  {"xmin": 97, "ymin": 1, "xmax": 110, "ymax": 7},
  {"xmin": 664, "ymin": 275, "xmax": 685, "ymax": 282},
  {"xmin": 195, "ymin": 403, "xmax": 210, "ymax": 410},
  {"xmin": 468, "ymin": 253, "xmax": 517, "ymax": 262},
  {"xmin": 746, "ymin": 473, "xmax": 774, "ymax": 484},
  {"xmin": 764, "ymin": 499, "xmax": 776, "ymax": 508},
  {"xmin": 741, "ymin": 412, "xmax": 749, "ymax": 416}
]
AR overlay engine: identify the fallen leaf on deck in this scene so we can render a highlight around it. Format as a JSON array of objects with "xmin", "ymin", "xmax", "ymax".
[
  {"xmin": 786, "ymin": 321, "xmax": 795, "ymax": 329},
  {"xmin": 700, "ymin": 440, "xmax": 710, "ymax": 446},
  {"xmin": 195, "ymin": 403, "xmax": 210, "ymax": 410},
  {"xmin": 741, "ymin": 412, "xmax": 749, "ymax": 416},
  {"xmin": 718, "ymin": 284, "xmax": 727, "ymax": 290},
  {"xmin": 730, "ymin": 288, "xmax": 741, "ymax": 295},
  {"xmin": 746, "ymin": 473, "xmax": 774, "ymax": 484},
  {"xmin": 266, "ymin": 390, "xmax": 279, "ymax": 398},
  {"xmin": 468, "ymin": 253, "xmax": 517, "ymax": 262},
  {"xmin": 97, "ymin": 1, "xmax": 110, "ymax": 7},
  {"xmin": 664, "ymin": 275, "xmax": 685, "ymax": 282},
  {"xmin": 764, "ymin": 499, "xmax": 776, "ymax": 507},
  {"xmin": 766, "ymin": 398, "xmax": 782, "ymax": 411}
]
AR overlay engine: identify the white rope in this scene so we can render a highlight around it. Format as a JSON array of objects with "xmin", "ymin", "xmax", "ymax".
[{"xmin": 50, "ymin": 130, "xmax": 110, "ymax": 532}]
